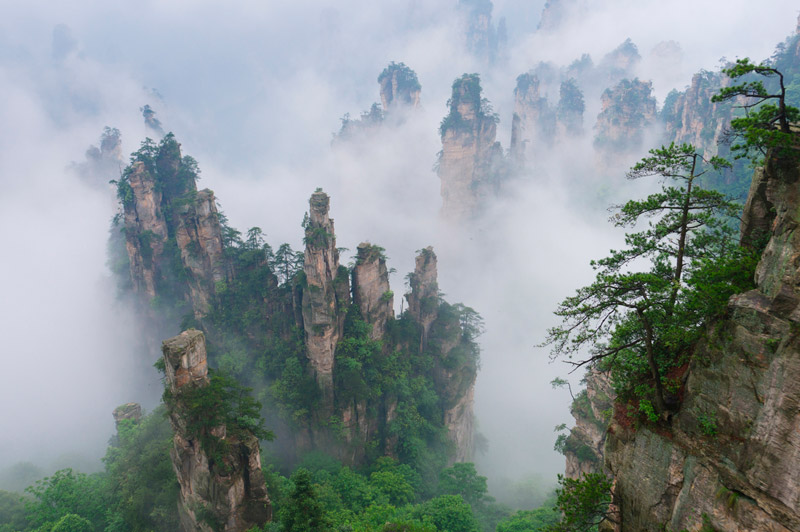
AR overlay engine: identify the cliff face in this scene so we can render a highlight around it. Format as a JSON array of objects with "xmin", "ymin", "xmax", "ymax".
[
  {"xmin": 120, "ymin": 135, "xmax": 228, "ymax": 318},
  {"xmin": 162, "ymin": 330, "xmax": 271, "ymax": 532},
  {"xmin": 301, "ymin": 191, "xmax": 349, "ymax": 405},
  {"xmin": 352, "ymin": 243, "xmax": 393, "ymax": 341},
  {"xmin": 564, "ymin": 370, "xmax": 614, "ymax": 479},
  {"xmin": 510, "ymin": 74, "xmax": 555, "ymax": 167},
  {"xmin": 457, "ymin": 0, "xmax": 504, "ymax": 65},
  {"xmin": 438, "ymin": 74, "xmax": 505, "ymax": 220},
  {"xmin": 407, "ymin": 248, "xmax": 477, "ymax": 463},
  {"xmin": 662, "ymin": 71, "xmax": 734, "ymax": 158},
  {"xmin": 378, "ymin": 62, "xmax": 421, "ymax": 111},
  {"xmin": 593, "ymin": 78, "xmax": 656, "ymax": 167},
  {"xmin": 601, "ymin": 154, "xmax": 800, "ymax": 531}
]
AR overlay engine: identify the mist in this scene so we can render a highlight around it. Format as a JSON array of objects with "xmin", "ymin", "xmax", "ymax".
[{"xmin": 1, "ymin": 0, "xmax": 797, "ymax": 494}]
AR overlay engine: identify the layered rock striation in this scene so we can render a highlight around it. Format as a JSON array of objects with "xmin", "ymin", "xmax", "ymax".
[
  {"xmin": 438, "ymin": 74, "xmax": 505, "ymax": 220},
  {"xmin": 352, "ymin": 243, "xmax": 393, "ymax": 341},
  {"xmin": 162, "ymin": 330, "xmax": 271, "ymax": 532}
]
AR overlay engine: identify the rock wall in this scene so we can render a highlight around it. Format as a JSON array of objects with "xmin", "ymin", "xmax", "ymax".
[
  {"xmin": 564, "ymin": 370, "xmax": 614, "ymax": 479},
  {"xmin": 593, "ymin": 78, "xmax": 656, "ymax": 167},
  {"xmin": 301, "ymin": 191, "xmax": 349, "ymax": 405},
  {"xmin": 662, "ymin": 71, "xmax": 734, "ymax": 159},
  {"xmin": 352, "ymin": 243, "xmax": 393, "ymax": 340},
  {"xmin": 406, "ymin": 247, "xmax": 439, "ymax": 347},
  {"xmin": 602, "ymin": 153, "xmax": 800, "ymax": 531},
  {"xmin": 378, "ymin": 62, "xmax": 421, "ymax": 111},
  {"xmin": 162, "ymin": 330, "xmax": 271, "ymax": 532},
  {"xmin": 510, "ymin": 73, "xmax": 555, "ymax": 167},
  {"xmin": 121, "ymin": 135, "xmax": 228, "ymax": 318},
  {"xmin": 438, "ymin": 74, "xmax": 505, "ymax": 220}
]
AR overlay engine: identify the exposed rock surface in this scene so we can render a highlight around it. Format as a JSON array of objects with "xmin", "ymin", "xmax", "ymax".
[
  {"xmin": 301, "ymin": 191, "xmax": 349, "ymax": 404},
  {"xmin": 510, "ymin": 73, "xmax": 555, "ymax": 167},
  {"xmin": 564, "ymin": 370, "xmax": 614, "ymax": 479},
  {"xmin": 74, "ymin": 127, "xmax": 123, "ymax": 188},
  {"xmin": 599, "ymin": 39, "xmax": 641, "ymax": 84},
  {"xmin": 112, "ymin": 403, "xmax": 142, "ymax": 428},
  {"xmin": 352, "ymin": 243, "xmax": 393, "ymax": 340},
  {"xmin": 378, "ymin": 62, "xmax": 421, "ymax": 111},
  {"xmin": 438, "ymin": 74, "xmax": 505, "ymax": 220},
  {"xmin": 121, "ymin": 135, "xmax": 228, "ymax": 318},
  {"xmin": 662, "ymin": 71, "xmax": 735, "ymax": 159},
  {"xmin": 593, "ymin": 78, "xmax": 656, "ymax": 167},
  {"xmin": 406, "ymin": 247, "xmax": 439, "ymax": 345},
  {"xmin": 601, "ymin": 152, "xmax": 800, "ymax": 531},
  {"xmin": 457, "ymin": 0, "xmax": 505, "ymax": 65},
  {"xmin": 162, "ymin": 330, "xmax": 271, "ymax": 532}
]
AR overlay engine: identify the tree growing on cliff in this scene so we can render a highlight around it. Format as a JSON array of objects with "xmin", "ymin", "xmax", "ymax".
[
  {"xmin": 712, "ymin": 58, "xmax": 800, "ymax": 162},
  {"xmin": 543, "ymin": 143, "xmax": 751, "ymax": 415}
]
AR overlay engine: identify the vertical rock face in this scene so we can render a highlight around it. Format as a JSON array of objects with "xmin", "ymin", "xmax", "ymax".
[
  {"xmin": 378, "ymin": 62, "xmax": 421, "ymax": 111},
  {"xmin": 593, "ymin": 78, "xmax": 656, "ymax": 166},
  {"xmin": 120, "ymin": 135, "xmax": 229, "ymax": 318},
  {"xmin": 457, "ymin": 0, "xmax": 502, "ymax": 64},
  {"xmin": 163, "ymin": 330, "xmax": 271, "ymax": 532},
  {"xmin": 302, "ymin": 191, "xmax": 349, "ymax": 403},
  {"xmin": 406, "ymin": 247, "xmax": 439, "ymax": 344},
  {"xmin": 557, "ymin": 78, "xmax": 585, "ymax": 138},
  {"xmin": 175, "ymin": 189, "xmax": 230, "ymax": 316},
  {"xmin": 352, "ymin": 243, "xmax": 393, "ymax": 340},
  {"xmin": 564, "ymin": 370, "xmax": 613, "ymax": 479},
  {"xmin": 602, "ymin": 153, "xmax": 800, "ymax": 531},
  {"xmin": 662, "ymin": 71, "xmax": 734, "ymax": 159},
  {"xmin": 438, "ymin": 74, "xmax": 505, "ymax": 220},
  {"xmin": 599, "ymin": 38, "xmax": 641, "ymax": 83},
  {"xmin": 510, "ymin": 73, "xmax": 555, "ymax": 167},
  {"xmin": 123, "ymin": 161, "xmax": 169, "ymax": 298}
]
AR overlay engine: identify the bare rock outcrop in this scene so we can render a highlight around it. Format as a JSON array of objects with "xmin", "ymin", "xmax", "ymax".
[
  {"xmin": 406, "ymin": 247, "xmax": 439, "ymax": 345},
  {"xmin": 175, "ymin": 189, "xmax": 230, "ymax": 316},
  {"xmin": 120, "ymin": 134, "xmax": 229, "ymax": 318},
  {"xmin": 602, "ymin": 152, "xmax": 800, "ymax": 531},
  {"xmin": 301, "ymin": 190, "xmax": 349, "ymax": 404},
  {"xmin": 112, "ymin": 403, "xmax": 142, "ymax": 428},
  {"xmin": 510, "ymin": 73, "xmax": 555, "ymax": 167},
  {"xmin": 162, "ymin": 330, "xmax": 271, "ymax": 532},
  {"xmin": 564, "ymin": 370, "xmax": 614, "ymax": 479},
  {"xmin": 662, "ymin": 71, "xmax": 735, "ymax": 159},
  {"xmin": 352, "ymin": 243, "xmax": 393, "ymax": 340},
  {"xmin": 438, "ymin": 74, "xmax": 505, "ymax": 220},
  {"xmin": 457, "ymin": 0, "xmax": 504, "ymax": 65},
  {"xmin": 593, "ymin": 78, "xmax": 656, "ymax": 167},
  {"xmin": 378, "ymin": 62, "xmax": 421, "ymax": 111}
]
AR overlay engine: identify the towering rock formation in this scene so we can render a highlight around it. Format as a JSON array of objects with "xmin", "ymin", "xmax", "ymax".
[
  {"xmin": 593, "ymin": 78, "xmax": 657, "ymax": 167},
  {"xmin": 406, "ymin": 246, "xmax": 439, "ymax": 346},
  {"xmin": 119, "ymin": 134, "xmax": 229, "ymax": 317},
  {"xmin": 334, "ymin": 63, "xmax": 421, "ymax": 141},
  {"xmin": 599, "ymin": 39, "xmax": 641, "ymax": 84},
  {"xmin": 74, "ymin": 127, "xmax": 124, "ymax": 188},
  {"xmin": 378, "ymin": 62, "xmax": 421, "ymax": 111},
  {"xmin": 352, "ymin": 243, "xmax": 393, "ymax": 341},
  {"xmin": 556, "ymin": 78, "xmax": 585, "ymax": 138},
  {"xmin": 406, "ymin": 248, "xmax": 477, "ymax": 463},
  {"xmin": 595, "ymin": 152, "xmax": 800, "ymax": 531},
  {"xmin": 457, "ymin": 0, "xmax": 504, "ymax": 65},
  {"xmin": 162, "ymin": 330, "xmax": 271, "ymax": 532},
  {"xmin": 510, "ymin": 73, "xmax": 556, "ymax": 167},
  {"xmin": 438, "ymin": 74, "xmax": 505, "ymax": 220},
  {"xmin": 112, "ymin": 402, "xmax": 143, "ymax": 428},
  {"xmin": 301, "ymin": 190, "xmax": 349, "ymax": 405},
  {"xmin": 662, "ymin": 71, "xmax": 735, "ymax": 159}
]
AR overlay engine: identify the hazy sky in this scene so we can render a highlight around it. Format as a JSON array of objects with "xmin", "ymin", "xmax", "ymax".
[{"xmin": 0, "ymin": 0, "xmax": 797, "ymax": 487}]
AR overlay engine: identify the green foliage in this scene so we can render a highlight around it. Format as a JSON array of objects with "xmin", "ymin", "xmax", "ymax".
[
  {"xmin": 280, "ymin": 469, "xmax": 331, "ymax": 532},
  {"xmin": 548, "ymin": 474, "xmax": 613, "ymax": 532},
  {"xmin": 102, "ymin": 407, "xmax": 180, "ymax": 532},
  {"xmin": 543, "ymin": 143, "xmax": 755, "ymax": 414},
  {"xmin": 0, "ymin": 490, "xmax": 27, "ymax": 532},
  {"xmin": 437, "ymin": 463, "xmax": 490, "ymax": 507},
  {"xmin": 557, "ymin": 79, "xmax": 585, "ymax": 133},
  {"xmin": 164, "ymin": 370, "xmax": 273, "ymax": 470},
  {"xmin": 697, "ymin": 411, "xmax": 718, "ymax": 437},
  {"xmin": 496, "ymin": 505, "xmax": 560, "ymax": 532},
  {"xmin": 712, "ymin": 58, "xmax": 800, "ymax": 162},
  {"xmin": 378, "ymin": 62, "xmax": 422, "ymax": 93},
  {"xmin": 24, "ymin": 469, "xmax": 107, "ymax": 532},
  {"xmin": 440, "ymin": 74, "xmax": 498, "ymax": 138}
]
